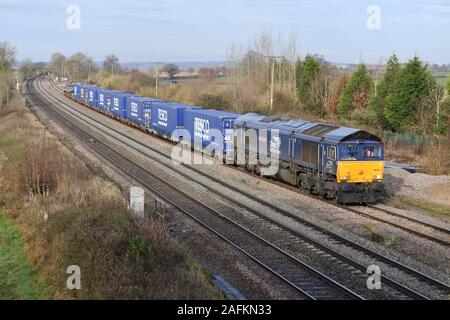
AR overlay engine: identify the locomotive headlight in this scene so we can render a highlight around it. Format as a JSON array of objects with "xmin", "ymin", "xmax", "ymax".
[
  {"xmin": 374, "ymin": 175, "xmax": 382, "ymax": 180},
  {"xmin": 343, "ymin": 175, "xmax": 350, "ymax": 181}
]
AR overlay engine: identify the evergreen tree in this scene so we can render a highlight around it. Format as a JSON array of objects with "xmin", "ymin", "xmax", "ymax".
[
  {"xmin": 370, "ymin": 54, "xmax": 401, "ymax": 128},
  {"xmin": 384, "ymin": 57, "xmax": 435, "ymax": 132},
  {"xmin": 296, "ymin": 55, "xmax": 321, "ymax": 107},
  {"xmin": 337, "ymin": 64, "xmax": 374, "ymax": 118}
]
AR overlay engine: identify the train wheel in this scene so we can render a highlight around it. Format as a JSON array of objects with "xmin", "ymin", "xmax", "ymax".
[{"xmin": 333, "ymin": 192, "xmax": 341, "ymax": 204}]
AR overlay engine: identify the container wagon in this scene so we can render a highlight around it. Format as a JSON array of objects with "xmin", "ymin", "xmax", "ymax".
[
  {"xmin": 96, "ymin": 88, "xmax": 111, "ymax": 113},
  {"xmin": 125, "ymin": 96, "xmax": 166, "ymax": 129},
  {"xmin": 108, "ymin": 91, "xmax": 131, "ymax": 118},
  {"xmin": 150, "ymin": 102, "xmax": 200, "ymax": 142},
  {"xmin": 86, "ymin": 86, "xmax": 98, "ymax": 109},
  {"xmin": 72, "ymin": 83, "xmax": 81, "ymax": 101},
  {"xmin": 184, "ymin": 108, "xmax": 239, "ymax": 162}
]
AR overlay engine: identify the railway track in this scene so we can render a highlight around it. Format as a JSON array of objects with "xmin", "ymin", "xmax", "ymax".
[
  {"xmin": 38, "ymin": 78, "xmax": 450, "ymax": 299},
  {"xmin": 26, "ymin": 77, "xmax": 367, "ymax": 300},
  {"xmin": 51, "ymin": 81, "xmax": 450, "ymax": 245},
  {"xmin": 366, "ymin": 204, "xmax": 450, "ymax": 236}
]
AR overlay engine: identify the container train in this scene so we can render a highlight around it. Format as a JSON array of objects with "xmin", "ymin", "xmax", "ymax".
[{"xmin": 67, "ymin": 82, "xmax": 385, "ymax": 204}]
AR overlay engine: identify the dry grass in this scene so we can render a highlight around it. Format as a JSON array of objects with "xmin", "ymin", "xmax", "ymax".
[
  {"xmin": 0, "ymin": 101, "xmax": 222, "ymax": 300},
  {"xmin": 420, "ymin": 141, "xmax": 450, "ymax": 175},
  {"xmin": 388, "ymin": 195, "xmax": 450, "ymax": 219}
]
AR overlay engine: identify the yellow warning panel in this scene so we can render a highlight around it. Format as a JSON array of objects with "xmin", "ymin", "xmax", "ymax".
[{"xmin": 336, "ymin": 161, "xmax": 384, "ymax": 183}]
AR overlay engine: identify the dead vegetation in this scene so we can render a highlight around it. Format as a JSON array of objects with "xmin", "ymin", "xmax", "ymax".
[{"xmin": 0, "ymin": 96, "xmax": 222, "ymax": 299}]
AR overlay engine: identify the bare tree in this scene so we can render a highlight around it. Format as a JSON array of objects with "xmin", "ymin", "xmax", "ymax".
[
  {"xmin": 65, "ymin": 52, "xmax": 96, "ymax": 81},
  {"xmin": 103, "ymin": 54, "xmax": 122, "ymax": 74},
  {"xmin": 0, "ymin": 42, "xmax": 17, "ymax": 106},
  {"xmin": 49, "ymin": 53, "xmax": 66, "ymax": 76},
  {"xmin": 417, "ymin": 84, "xmax": 445, "ymax": 134},
  {"xmin": 162, "ymin": 64, "xmax": 179, "ymax": 79},
  {"xmin": 226, "ymin": 31, "xmax": 302, "ymax": 113},
  {"xmin": 19, "ymin": 59, "xmax": 38, "ymax": 80}
]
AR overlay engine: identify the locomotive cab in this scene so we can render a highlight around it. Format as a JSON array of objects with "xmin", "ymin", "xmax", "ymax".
[{"xmin": 335, "ymin": 141, "xmax": 385, "ymax": 203}]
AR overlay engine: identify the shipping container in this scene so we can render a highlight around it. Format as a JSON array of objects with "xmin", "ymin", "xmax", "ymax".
[
  {"xmin": 78, "ymin": 84, "xmax": 89, "ymax": 104},
  {"xmin": 125, "ymin": 96, "xmax": 166, "ymax": 127},
  {"xmin": 96, "ymin": 88, "xmax": 111, "ymax": 112},
  {"xmin": 184, "ymin": 109, "xmax": 239, "ymax": 161},
  {"xmin": 72, "ymin": 83, "xmax": 81, "ymax": 100},
  {"xmin": 108, "ymin": 91, "xmax": 132, "ymax": 118},
  {"xmin": 86, "ymin": 86, "xmax": 98, "ymax": 108},
  {"xmin": 150, "ymin": 102, "xmax": 201, "ymax": 141}
]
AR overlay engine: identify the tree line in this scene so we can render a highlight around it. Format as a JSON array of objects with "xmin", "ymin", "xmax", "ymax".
[{"xmin": 293, "ymin": 54, "xmax": 450, "ymax": 135}]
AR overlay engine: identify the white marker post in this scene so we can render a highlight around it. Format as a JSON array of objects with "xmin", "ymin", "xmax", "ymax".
[{"xmin": 130, "ymin": 186, "xmax": 145, "ymax": 217}]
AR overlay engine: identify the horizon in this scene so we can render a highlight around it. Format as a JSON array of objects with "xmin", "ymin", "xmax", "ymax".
[{"xmin": 1, "ymin": 0, "xmax": 450, "ymax": 65}]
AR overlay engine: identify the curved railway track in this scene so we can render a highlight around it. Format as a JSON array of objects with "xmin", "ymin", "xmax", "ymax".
[
  {"xmin": 51, "ymin": 81, "xmax": 450, "ymax": 245},
  {"xmin": 26, "ymin": 77, "xmax": 368, "ymax": 300},
  {"xmin": 36, "ymin": 78, "xmax": 450, "ymax": 299}
]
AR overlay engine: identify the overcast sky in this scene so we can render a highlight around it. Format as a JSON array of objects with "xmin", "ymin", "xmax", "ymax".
[{"xmin": 1, "ymin": 0, "xmax": 449, "ymax": 64}]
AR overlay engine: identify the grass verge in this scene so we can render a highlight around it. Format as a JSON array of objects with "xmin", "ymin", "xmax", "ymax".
[
  {"xmin": 388, "ymin": 195, "xmax": 450, "ymax": 218},
  {"xmin": 0, "ymin": 213, "xmax": 47, "ymax": 299},
  {"xmin": 0, "ymin": 94, "xmax": 222, "ymax": 299}
]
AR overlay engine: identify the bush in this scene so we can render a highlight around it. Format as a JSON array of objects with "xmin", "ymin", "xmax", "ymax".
[
  {"xmin": 350, "ymin": 107, "xmax": 378, "ymax": 126},
  {"xmin": 195, "ymin": 93, "xmax": 230, "ymax": 110},
  {"xmin": 0, "ymin": 108, "xmax": 221, "ymax": 300},
  {"xmin": 421, "ymin": 141, "xmax": 450, "ymax": 175}
]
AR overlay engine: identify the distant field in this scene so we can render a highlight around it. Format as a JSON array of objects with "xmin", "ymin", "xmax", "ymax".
[{"xmin": 432, "ymin": 71, "xmax": 450, "ymax": 86}]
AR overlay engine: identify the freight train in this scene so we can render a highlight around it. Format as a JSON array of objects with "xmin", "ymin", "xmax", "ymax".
[{"xmin": 67, "ymin": 82, "xmax": 385, "ymax": 204}]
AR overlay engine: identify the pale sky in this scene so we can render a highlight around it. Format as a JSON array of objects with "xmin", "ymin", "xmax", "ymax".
[{"xmin": 0, "ymin": 0, "xmax": 449, "ymax": 64}]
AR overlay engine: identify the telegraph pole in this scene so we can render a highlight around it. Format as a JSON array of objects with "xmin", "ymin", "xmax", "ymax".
[
  {"xmin": 154, "ymin": 62, "xmax": 162, "ymax": 97},
  {"xmin": 265, "ymin": 55, "xmax": 284, "ymax": 112},
  {"xmin": 110, "ymin": 63, "xmax": 114, "ymax": 89}
]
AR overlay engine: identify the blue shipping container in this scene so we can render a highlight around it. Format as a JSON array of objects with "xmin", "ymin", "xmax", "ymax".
[
  {"xmin": 78, "ymin": 84, "xmax": 89, "ymax": 104},
  {"xmin": 184, "ymin": 109, "xmax": 239, "ymax": 160},
  {"xmin": 96, "ymin": 88, "xmax": 111, "ymax": 112},
  {"xmin": 108, "ymin": 91, "xmax": 131, "ymax": 118},
  {"xmin": 87, "ymin": 86, "xmax": 98, "ymax": 108},
  {"xmin": 125, "ymin": 96, "xmax": 165, "ymax": 127},
  {"xmin": 72, "ymin": 83, "xmax": 81, "ymax": 100},
  {"xmin": 151, "ymin": 102, "xmax": 201, "ymax": 141}
]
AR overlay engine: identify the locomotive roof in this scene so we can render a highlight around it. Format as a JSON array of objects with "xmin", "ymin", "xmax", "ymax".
[{"xmin": 235, "ymin": 113, "xmax": 381, "ymax": 143}]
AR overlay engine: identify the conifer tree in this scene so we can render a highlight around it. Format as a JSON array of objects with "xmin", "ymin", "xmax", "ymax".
[
  {"xmin": 296, "ymin": 55, "xmax": 321, "ymax": 107},
  {"xmin": 384, "ymin": 57, "xmax": 435, "ymax": 132},
  {"xmin": 337, "ymin": 64, "xmax": 374, "ymax": 118},
  {"xmin": 370, "ymin": 54, "xmax": 401, "ymax": 128}
]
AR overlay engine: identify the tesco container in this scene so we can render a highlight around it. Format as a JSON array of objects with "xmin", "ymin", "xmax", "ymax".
[
  {"xmin": 184, "ymin": 109, "xmax": 239, "ymax": 160},
  {"xmin": 72, "ymin": 83, "xmax": 81, "ymax": 101},
  {"xmin": 151, "ymin": 102, "xmax": 201, "ymax": 141},
  {"xmin": 125, "ymin": 96, "xmax": 165, "ymax": 127},
  {"xmin": 87, "ymin": 86, "xmax": 98, "ymax": 108},
  {"xmin": 78, "ymin": 84, "xmax": 87, "ymax": 103},
  {"xmin": 96, "ymin": 88, "xmax": 111, "ymax": 112},
  {"xmin": 108, "ymin": 91, "xmax": 132, "ymax": 118}
]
